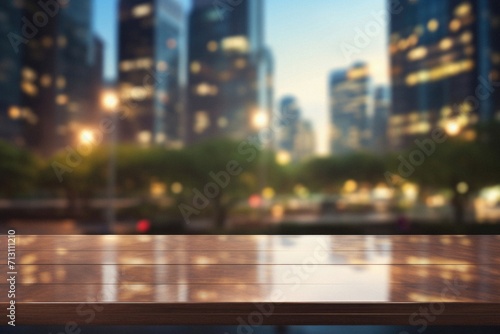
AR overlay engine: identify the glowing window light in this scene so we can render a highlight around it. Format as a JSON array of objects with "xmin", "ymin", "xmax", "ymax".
[
  {"xmin": 454, "ymin": 2, "xmax": 472, "ymax": 17},
  {"xmin": 132, "ymin": 4, "xmax": 152, "ymax": 18},
  {"xmin": 427, "ymin": 19, "xmax": 439, "ymax": 32},
  {"xmin": 221, "ymin": 36, "xmax": 249, "ymax": 53},
  {"xmin": 207, "ymin": 40, "xmax": 218, "ymax": 52},
  {"xmin": 408, "ymin": 46, "xmax": 428, "ymax": 61},
  {"xmin": 449, "ymin": 19, "xmax": 461, "ymax": 32},
  {"xmin": 439, "ymin": 38, "xmax": 453, "ymax": 50}
]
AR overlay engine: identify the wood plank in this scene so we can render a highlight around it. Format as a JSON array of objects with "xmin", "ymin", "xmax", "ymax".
[
  {"xmin": 1, "ymin": 264, "xmax": 498, "ymax": 285},
  {"xmin": 5, "ymin": 235, "xmax": 499, "ymax": 251},
  {"xmin": 13, "ymin": 249, "xmax": 500, "ymax": 265}
]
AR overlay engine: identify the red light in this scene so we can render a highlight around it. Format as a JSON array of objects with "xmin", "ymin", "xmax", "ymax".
[
  {"xmin": 249, "ymin": 194, "xmax": 262, "ymax": 208},
  {"xmin": 136, "ymin": 219, "xmax": 151, "ymax": 233}
]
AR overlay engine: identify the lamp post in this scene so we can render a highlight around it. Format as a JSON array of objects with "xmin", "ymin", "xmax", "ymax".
[{"xmin": 102, "ymin": 91, "xmax": 119, "ymax": 234}]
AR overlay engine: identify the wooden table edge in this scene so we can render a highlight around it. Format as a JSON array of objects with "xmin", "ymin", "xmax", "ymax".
[{"xmin": 5, "ymin": 302, "xmax": 500, "ymax": 325}]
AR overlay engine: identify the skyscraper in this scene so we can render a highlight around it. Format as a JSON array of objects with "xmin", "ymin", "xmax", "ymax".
[
  {"xmin": 186, "ymin": 0, "xmax": 273, "ymax": 144},
  {"xmin": 277, "ymin": 96, "xmax": 300, "ymax": 158},
  {"xmin": 329, "ymin": 62, "xmax": 372, "ymax": 155},
  {"xmin": 372, "ymin": 86, "xmax": 390, "ymax": 153},
  {"xmin": 389, "ymin": 0, "xmax": 500, "ymax": 149},
  {"xmin": 294, "ymin": 119, "xmax": 316, "ymax": 162},
  {"xmin": 0, "ymin": 1, "xmax": 22, "ymax": 145},
  {"xmin": 276, "ymin": 96, "xmax": 314, "ymax": 163},
  {"xmin": 118, "ymin": 0, "xmax": 183, "ymax": 146},
  {"xmin": 1, "ymin": 0, "xmax": 103, "ymax": 155}
]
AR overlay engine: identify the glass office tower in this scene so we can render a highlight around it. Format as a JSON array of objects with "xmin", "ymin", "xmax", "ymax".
[
  {"xmin": 118, "ymin": 0, "xmax": 183, "ymax": 146},
  {"xmin": 389, "ymin": 0, "xmax": 500, "ymax": 149},
  {"xmin": 1, "ymin": 0, "xmax": 102, "ymax": 155},
  {"xmin": 329, "ymin": 62, "xmax": 372, "ymax": 154},
  {"xmin": 0, "ymin": 1, "xmax": 22, "ymax": 145},
  {"xmin": 372, "ymin": 86, "xmax": 390, "ymax": 153},
  {"xmin": 186, "ymin": 0, "xmax": 273, "ymax": 144}
]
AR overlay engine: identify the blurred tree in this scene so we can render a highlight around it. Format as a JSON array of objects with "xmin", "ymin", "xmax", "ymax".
[
  {"xmin": 408, "ymin": 136, "xmax": 500, "ymax": 224},
  {"xmin": 298, "ymin": 152, "xmax": 387, "ymax": 192},
  {"xmin": 175, "ymin": 138, "xmax": 288, "ymax": 229},
  {"xmin": 0, "ymin": 141, "xmax": 39, "ymax": 197}
]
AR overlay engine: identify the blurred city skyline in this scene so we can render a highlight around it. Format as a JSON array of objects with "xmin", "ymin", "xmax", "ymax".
[{"xmin": 93, "ymin": 0, "xmax": 389, "ymax": 154}]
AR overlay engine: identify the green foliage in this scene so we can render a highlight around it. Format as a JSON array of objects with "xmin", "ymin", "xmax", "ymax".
[
  {"xmin": 408, "ymin": 137, "xmax": 500, "ymax": 192},
  {"xmin": 0, "ymin": 141, "xmax": 39, "ymax": 197},
  {"xmin": 298, "ymin": 152, "xmax": 388, "ymax": 192}
]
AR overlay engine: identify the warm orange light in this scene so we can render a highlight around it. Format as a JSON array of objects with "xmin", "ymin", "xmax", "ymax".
[{"xmin": 102, "ymin": 92, "xmax": 119, "ymax": 110}]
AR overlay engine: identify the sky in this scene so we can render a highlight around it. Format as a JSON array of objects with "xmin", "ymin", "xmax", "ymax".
[{"xmin": 93, "ymin": 0, "xmax": 388, "ymax": 154}]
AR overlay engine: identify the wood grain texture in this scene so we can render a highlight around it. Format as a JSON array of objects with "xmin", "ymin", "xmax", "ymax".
[{"xmin": 0, "ymin": 235, "xmax": 498, "ymax": 325}]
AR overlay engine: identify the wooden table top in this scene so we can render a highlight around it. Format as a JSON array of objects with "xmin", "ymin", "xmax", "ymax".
[{"xmin": 1, "ymin": 235, "xmax": 499, "ymax": 325}]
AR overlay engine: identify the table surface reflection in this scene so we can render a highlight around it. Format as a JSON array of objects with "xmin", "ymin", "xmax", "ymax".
[{"xmin": 1, "ymin": 235, "xmax": 499, "ymax": 325}]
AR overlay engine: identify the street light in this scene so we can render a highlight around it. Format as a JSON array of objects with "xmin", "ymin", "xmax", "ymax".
[
  {"xmin": 79, "ymin": 130, "xmax": 95, "ymax": 144},
  {"xmin": 445, "ymin": 120, "xmax": 461, "ymax": 136},
  {"xmin": 102, "ymin": 91, "xmax": 119, "ymax": 234},
  {"xmin": 102, "ymin": 92, "xmax": 119, "ymax": 110},
  {"xmin": 252, "ymin": 110, "xmax": 269, "ymax": 129}
]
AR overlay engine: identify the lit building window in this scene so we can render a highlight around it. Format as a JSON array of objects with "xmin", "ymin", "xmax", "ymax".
[
  {"xmin": 207, "ymin": 40, "xmax": 218, "ymax": 52},
  {"xmin": 194, "ymin": 111, "xmax": 210, "ymax": 134},
  {"xmin": 235, "ymin": 58, "xmax": 247, "ymax": 69},
  {"xmin": 439, "ymin": 38, "xmax": 453, "ymax": 50},
  {"xmin": 190, "ymin": 61, "xmax": 201, "ymax": 74},
  {"xmin": 449, "ymin": 19, "xmax": 461, "ymax": 32},
  {"xmin": 157, "ymin": 61, "xmax": 168, "ymax": 72},
  {"xmin": 120, "ymin": 61, "xmax": 133, "ymax": 72},
  {"xmin": 427, "ymin": 19, "xmax": 439, "ymax": 32},
  {"xmin": 454, "ymin": 2, "xmax": 472, "ymax": 17},
  {"xmin": 56, "ymin": 94, "xmax": 68, "ymax": 105},
  {"xmin": 138, "ymin": 131, "xmax": 152, "ymax": 144},
  {"xmin": 407, "ymin": 46, "xmax": 427, "ymax": 61},
  {"xmin": 136, "ymin": 57, "xmax": 153, "ymax": 69},
  {"xmin": 8, "ymin": 106, "xmax": 21, "ymax": 119},
  {"xmin": 221, "ymin": 36, "xmax": 249, "ymax": 53},
  {"xmin": 57, "ymin": 76, "xmax": 66, "ymax": 89},
  {"xmin": 405, "ymin": 59, "xmax": 475, "ymax": 86},
  {"xmin": 40, "ymin": 74, "xmax": 52, "ymax": 88},
  {"xmin": 155, "ymin": 133, "xmax": 166, "ymax": 144},
  {"xmin": 130, "ymin": 86, "xmax": 148, "ymax": 100},
  {"xmin": 132, "ymin": 4, "xmax": 153, "ymax": 18},
  {"xmin": 397, "ymin": 39, "xmax": 409, "ymax": 51},
  {"xmin": 407, "ymin": 34, "xmax": 419, "ymax": 46},
  {"xmin": 460, "ymin": 31, "xmax": 473, "ymax": 44},
  {"xmin": 21, "ymin": 82, "xmax": 38, "ymax": 96},
  {"xmin": 22, "ymin": 67, "xmax": 37, "ymax": 81},
  {"xmin": 195, "ymin": 82, "xmax": 218, "ymax": 96},
  {"xmin": 217, "ymin": 117, "xmax": 228, "ymax": 128},
  {"xmin": 120, "ymin": 58, "xmax": 154, "ymax": 72}
]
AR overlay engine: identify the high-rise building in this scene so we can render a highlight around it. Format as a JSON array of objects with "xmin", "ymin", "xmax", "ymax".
[
  {"xmin": 276, "ymin": 96, "xmax": 314, "ymax": 163},
  {"xmin": 118, "ymin": 0, "xmax": 184, "ymax": 146},
  {"xmin": 389, "ymin": 0, "xmax": 500, "ymax": 149},
  {"xmin": 0, "ymin": 1, "xmax": 23, "ymax": 145},
  {"xmin": 277, "ymin": 96, "xmax": 300, "ymax": 158},
  {"xmin": 372, "ymin": 86, "xmax": 390, "ymax": 153},
  {"xmin": 0, "ymin": 0, "xmax": 103, "ymax": 155},
  {"xmin": 186, "ymin": 0, "xmax": 273, "ymax": 144},
  {"xmin": 329, "ymin": 62, "xmax": 372, "ymax": 155},
  {"xmin": 294, "ymin": 119, "xmax": 316, "ymax": 162}
]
